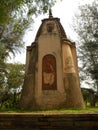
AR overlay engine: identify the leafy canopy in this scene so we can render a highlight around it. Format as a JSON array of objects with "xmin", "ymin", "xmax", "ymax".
[
  {"xmin": 73, "ymin": 0, "xmax": 98, "ymax": 90},
  {"xmin": 0, "ymin": 0, "xmax": 57, "ymax": 88}
]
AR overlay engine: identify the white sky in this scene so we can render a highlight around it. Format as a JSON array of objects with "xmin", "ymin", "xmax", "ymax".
[{"xmin": 11, "ymin": 0, "xmax": 93, "ymax": 63}]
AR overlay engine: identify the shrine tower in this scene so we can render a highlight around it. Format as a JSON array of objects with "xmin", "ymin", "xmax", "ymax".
[{"xmin": 20, "ymin": 10, "xmax": 85, "ymax": 110}]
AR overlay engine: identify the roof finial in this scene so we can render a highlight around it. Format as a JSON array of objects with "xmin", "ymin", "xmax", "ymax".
[{"xmin": 49, "ymin": 8, "xmax": 53, "ymax": 18}]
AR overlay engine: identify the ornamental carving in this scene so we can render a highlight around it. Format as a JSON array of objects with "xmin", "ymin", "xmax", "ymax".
[{"xmin": 47, "ymin": 23, "xmax": 54, "ymax": 33}]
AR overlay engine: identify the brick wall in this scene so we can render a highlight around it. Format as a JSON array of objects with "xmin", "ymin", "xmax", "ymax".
[{"xmin": 0, "ymin": 113, "xmax": 98, "ymax": 130}]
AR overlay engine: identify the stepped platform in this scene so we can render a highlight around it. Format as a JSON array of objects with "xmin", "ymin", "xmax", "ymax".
[{"xmin": 0, "ymin": 113, "xmax": 98, "ymax": 130}]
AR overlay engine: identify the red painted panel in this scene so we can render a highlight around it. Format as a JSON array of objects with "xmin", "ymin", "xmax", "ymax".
[{"xmin": 42, "ymin": 54, "xmax": 57, "ymax": 90}]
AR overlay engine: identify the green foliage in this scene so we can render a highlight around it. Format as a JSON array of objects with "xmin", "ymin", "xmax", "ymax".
[
  {"xmin": 0, "ymin": 0, "xmax": 57, "ymax": 62},
  {"xmin": 0, "ymin": 0, "xmax": 56, "ymax": 88},
  {"xmin": 0, "ymin": 0, "xmax": 58, "ymax": 110},
  {"xmin": 7, "ymin": 63, "xmax": 25, "ymax": 90},
  {"xmin": 73, "ymin": 0, "xmax": 98, "ymax": 90},
  {"xmin": 0, "ymin": 0, "xmax": 55, "ymax": 25},
  {"xmin": 81, "ymin": 88, "xmax": 98, "ymax": 107},
  {"xmin": 0, "ymin": 63, "xmax": 25, "ymax": 109},
  {"xmin": 0, "ymin": 43, "xmax": 7, "ymax": 88},
  {"xmin": 1, "ymin": 108, "xmax": 98, "ymax": 113},
  {"xmin": 0, "ymin": 0, "xmax": 56, "ymax": 57}
]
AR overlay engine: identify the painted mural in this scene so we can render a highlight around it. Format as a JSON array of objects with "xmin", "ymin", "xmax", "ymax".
[{"xmin": 42, "ymin": 54, "xmax": 57, "ymax": 90}]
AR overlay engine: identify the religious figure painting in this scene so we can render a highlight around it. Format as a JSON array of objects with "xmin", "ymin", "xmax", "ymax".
[{"xmin": 42, "ymin": 54, "xmax": 57, "ymax": 90}]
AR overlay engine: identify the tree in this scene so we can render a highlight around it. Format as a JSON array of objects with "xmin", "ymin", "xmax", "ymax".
[
  {"xmin": 0, "ymin": 0, "xmax": 56, "ymax": 57},
  {"xmin": 0, "ymin": 0, "xmax": 58, "ymax": 108},
  {"xmin": 73, "ymin": 0, "xmax": 98, "ymax": 91},
  {"xmin": 0, "ymin": 63, "xmax": 25, "ymax": 109},
  {"xmin": 7, "ymin": 63, "xmax": 25, "ymax": 107},
  {"xmin": 0, "ymin": 0, "xmax": 56, "ymax": 88},
  {"xmin": 0, "ymin": 43, "xmax": 6, "ymax": 88},
  {"xmin": 7, "ymin": 63, "xmax": 25, "ymax": 90},
  {"xmin": 0, "ymin": 0, "xmax": 56, "ymax": 25}
]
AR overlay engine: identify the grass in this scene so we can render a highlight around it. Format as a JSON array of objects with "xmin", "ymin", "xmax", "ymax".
[{"xmin": 0, "ymin": 107, "xmax": 98, "ymax": 114}]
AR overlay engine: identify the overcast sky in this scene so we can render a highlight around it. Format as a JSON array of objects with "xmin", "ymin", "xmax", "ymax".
[{"xmin": 11, "ymin": 0, "xmax": 93, "ymax": 63}]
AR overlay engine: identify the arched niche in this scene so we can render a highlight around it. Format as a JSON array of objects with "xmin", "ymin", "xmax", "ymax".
[{"xmin": 42, "ymin": 54, "xmax": 57, "ymax": 90}]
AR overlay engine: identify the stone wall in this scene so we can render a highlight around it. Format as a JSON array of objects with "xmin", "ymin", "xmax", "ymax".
[
  {"xmin": 20, "ymin": 16, "xmax": 85, "ymax": 110},
  {"xmin": 0, "ymin": 113, "xmax": 98, "ymax": 130}
]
